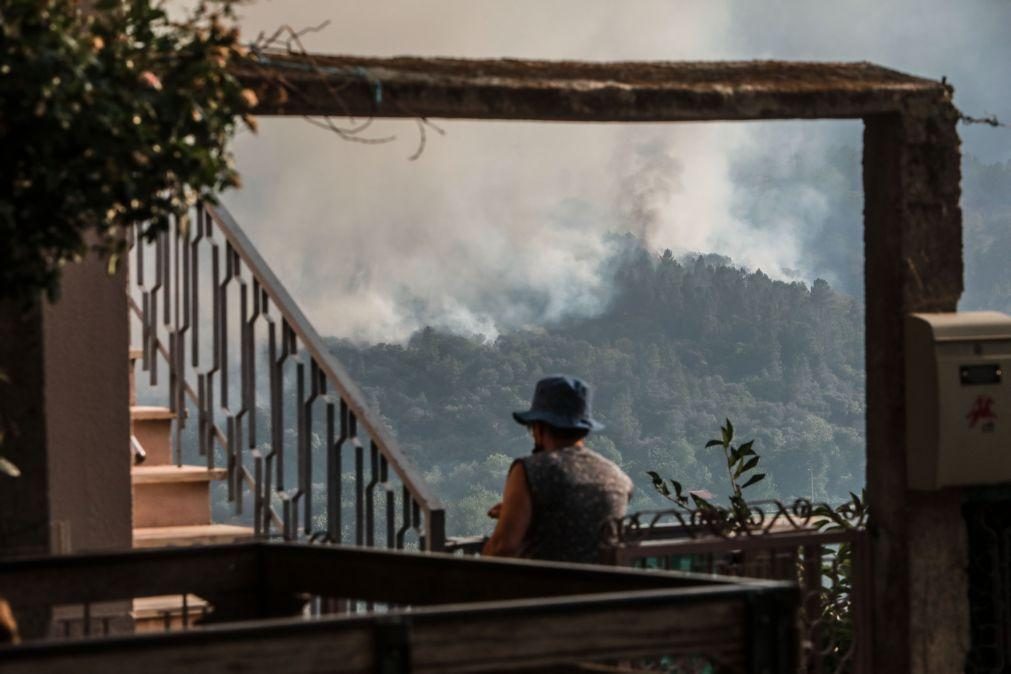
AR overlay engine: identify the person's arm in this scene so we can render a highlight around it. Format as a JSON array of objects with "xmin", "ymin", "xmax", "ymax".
[{"xmin": 482, "ymin": 462, "xmax": 533, "ymax": 557}]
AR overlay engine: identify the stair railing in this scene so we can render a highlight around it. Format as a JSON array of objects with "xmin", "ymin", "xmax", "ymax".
[{"xmin": 128, "ymin": 203, "xmax": 446, "ymax": 551}]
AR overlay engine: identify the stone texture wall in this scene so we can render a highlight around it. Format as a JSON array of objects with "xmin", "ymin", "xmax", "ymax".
[{"xmin": 865, "ymin": 107, "xmax": 967, "ymax": 673}]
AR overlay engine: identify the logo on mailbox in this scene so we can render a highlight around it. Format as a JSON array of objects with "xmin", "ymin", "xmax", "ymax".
[{"xmin": 967, "ymin": 395, "xmax": 997, "ymax": 430}]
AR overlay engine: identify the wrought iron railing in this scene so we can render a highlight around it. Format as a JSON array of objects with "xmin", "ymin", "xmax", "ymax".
[
  {"xmin": 606, "ymin": 499, "xmax": 870, "ymax": 674},
  {"xmin": 128, "ymin": 203, "xmax": 445, "ymax": 550}
]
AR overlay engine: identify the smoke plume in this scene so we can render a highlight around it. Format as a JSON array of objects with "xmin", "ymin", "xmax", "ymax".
[{"xmin": 220, "ymin": 1, "xmax": 1011, "ymax": 342}]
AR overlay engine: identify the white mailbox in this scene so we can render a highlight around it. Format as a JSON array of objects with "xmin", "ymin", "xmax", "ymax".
[{"xmin": 906, "ymin": 311, "xmax": 1011, "ymax": 490}]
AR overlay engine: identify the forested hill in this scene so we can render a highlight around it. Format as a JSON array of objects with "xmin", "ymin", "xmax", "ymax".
[{"xmin": 326, "ymin": 239, "xmax": 866, "ymax": 536}]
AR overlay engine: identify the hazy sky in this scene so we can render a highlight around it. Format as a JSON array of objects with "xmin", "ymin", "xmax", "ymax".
[{"xmin": 221, "ymin": 2, "xmax": 1011, "ymax": 342}]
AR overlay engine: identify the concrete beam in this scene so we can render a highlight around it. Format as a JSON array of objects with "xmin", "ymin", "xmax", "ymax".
[{"xmin": 235, "ymin": 54, "xmax": 951, "ymax": 122}]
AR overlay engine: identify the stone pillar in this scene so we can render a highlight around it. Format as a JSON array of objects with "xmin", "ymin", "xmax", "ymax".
[
  {"xmin": 864, "ymin": 107, "xmax": 969, "ymax": 672},
  {"xmin": 0, "ymin": 254, "xmax": 131, "ymax": 559}
]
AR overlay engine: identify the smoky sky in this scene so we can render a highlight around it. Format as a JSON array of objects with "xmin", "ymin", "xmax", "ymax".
[{"xmin": 220, "ymin": 1, "xmax": 1011, "ymax": 342}]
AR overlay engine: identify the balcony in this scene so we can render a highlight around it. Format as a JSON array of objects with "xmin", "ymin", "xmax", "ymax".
[{"xmin": 0, "ymin": 541, "xmax": 797, "ymax": 673}]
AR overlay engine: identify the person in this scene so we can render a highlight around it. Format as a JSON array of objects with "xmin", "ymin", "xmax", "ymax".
[{"xmin": 482, "ymin": 375, "xmax": 633, "ymax": 564}]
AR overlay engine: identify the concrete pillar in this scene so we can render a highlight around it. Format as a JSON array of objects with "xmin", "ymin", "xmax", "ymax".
[
  {"xmin": 864, "ymin": 109, "xmax": 969, "ymax": 672},
  {"xmin": 0, "ymin": 254, "xmax": 131, "ymax": 559}
]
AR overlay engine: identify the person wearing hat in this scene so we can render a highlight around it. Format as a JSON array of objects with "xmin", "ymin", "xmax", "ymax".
[{"xmin": 482, "ymin": 375, "xmax": 633, "ymax": 564}]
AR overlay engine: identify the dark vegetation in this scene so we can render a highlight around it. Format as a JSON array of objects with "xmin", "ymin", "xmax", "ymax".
[
  {"xmin": 0, "ymin": 0, "xmax": 251, "ymax": 303},
  {"xmin": 328, "ymin": 241, "xmax": 864, "ymax": 535},
  {"xmin": 326, "ymin": 150, "xmax": 1011, "ymax": 537}
]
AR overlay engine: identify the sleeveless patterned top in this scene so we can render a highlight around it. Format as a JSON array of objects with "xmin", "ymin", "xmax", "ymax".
[{"xmin": 515, "ymin": 446, "xmax": 634, "ymax": 564}]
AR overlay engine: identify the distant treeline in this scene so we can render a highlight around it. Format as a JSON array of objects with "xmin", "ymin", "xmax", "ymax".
[
  {"xmin": 325, "ymin": 151, "xmax": 1011, "ymax": 537},
  {"xmin": 327, "ymin": 242, "xmax": 864, "ymax": 536}
]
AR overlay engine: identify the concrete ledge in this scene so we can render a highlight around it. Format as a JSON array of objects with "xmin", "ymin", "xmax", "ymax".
[
  {"xmin": 132, "ymin": 525, "xmax": 254, "ymax": 548},
  {"xmin": 131, "ymin": 466, "xmax": 227, "ymax": 484},
  {"xmin": 130, "ymin": 406, "xmax": 174, "ymax": 421}
]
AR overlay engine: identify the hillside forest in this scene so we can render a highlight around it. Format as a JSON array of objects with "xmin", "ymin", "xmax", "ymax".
[{"xmin": 322, "ymin": 150, "xmax": 1011, "ymax": 537}]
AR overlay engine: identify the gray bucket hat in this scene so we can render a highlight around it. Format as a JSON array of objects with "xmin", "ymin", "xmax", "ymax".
[{"xmin": 512, "ymin": 375, "xmax": 604, "ymax": 432}]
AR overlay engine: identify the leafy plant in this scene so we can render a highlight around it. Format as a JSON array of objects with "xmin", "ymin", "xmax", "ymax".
[
  {"xmin": 648, "ymin": 420, "xmax": 867, "ymax": 671},
  {"xmin": 0, "ymin": 0, "xmax": 255, "ymax": 303},
  {"xmin": 648, "ymin": 418, "xmax": 764, "ymax": 533},
  {"xmin": 811, "ymin": 490, "xmax": 867, "ymax": 671}
]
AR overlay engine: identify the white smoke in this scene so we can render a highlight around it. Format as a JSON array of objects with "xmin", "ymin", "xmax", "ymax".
[{"xmin": 219, "ymin": 1, "xmax": 1011, "ymax": 342}]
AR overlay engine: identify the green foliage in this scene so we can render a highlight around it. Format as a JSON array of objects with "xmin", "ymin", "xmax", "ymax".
[
  {"xmin": 811, "ymin": 490, "xmax": 867, "ymax": 671},
  {"xmin": 649, "ymin": 419, "xmax": 867, "ymax": 670},
  {"xmin": 649, "ymin": 418, "xmax": 764, "ymax": 533},
  {"xmin": 329, "ymin": 242, "xmax": 867, "ymax": 535},
  {"xmin": 0, "ymin": 0, "xmax": 254, "ymax": 302}
]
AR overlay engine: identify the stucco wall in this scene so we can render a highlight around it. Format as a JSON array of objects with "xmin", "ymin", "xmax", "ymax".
[{"xmin": 42, "ymin": 254, "xmax": 131, "ymax": 553}]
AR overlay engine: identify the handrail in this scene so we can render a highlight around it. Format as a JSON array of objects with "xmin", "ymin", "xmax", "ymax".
[
  {"xmin": 206, "ymin": 205, "xmax": 443, "ymax": 511},
  {"xmin": 129, "ymin": 202, "xmax": 445, "ymax": 550},
  {"xmin": 128, "ymin": 291, "xmax": 285, "ymax": 533}
]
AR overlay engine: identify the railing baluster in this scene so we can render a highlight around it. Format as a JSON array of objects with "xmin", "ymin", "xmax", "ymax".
[
  {"xmin": 329, "ymin": 400, "xmax": 347, "ymax": 544},
  {"xmin": 295, "ymin": 358, "xmax": 306, "ymax": 536},
  {"xmin": 304, "ymin": 360, "xmax": 322, "ymax": 536},
  {"xmin": 149, "ymin": 229, "xmax": 162, "ymax": 386},
  {"xmin": 253, "ymin": 450, "xmax": 264, "ymax": 536},
  {"xmin": 413, "ymin": 500, "xmax": 424, "ymax": 551},
  {"xmin": 190, "ymin": 211, "xmax": 202, "ymax": 368},
  {"xmin": 219, "ymin": 245, "xmax": 230, "ymax": 410},
  {"xmin": 425, "ymin": 505, "xmax": 445, "ymax": 552},
  {"xmin": 245, "ymin": 278, "xmax": 258, "ymax": 449},
  {"xmin": 325, "ymin": 398, "xmax": 335, "ymax": 542},
  {"xmin": 129, "ymin": 202, "xmax": 446, "ymax": 552},
  {"xmin": 142, "ymin": 290, "xmax": 151, "ymax": 373},
  {"xmin": 135, "ymin": 223, "xmax": 145, "ymax": 286},
  {"xmin": 162, "ymin": 229, "xmax": 171, "ymax": 326},
  {"xmin": 169, "ymin": 219, "xmax": 180, "ymax": 417},
  {"xmin": 353, "ymin": 414, "xmax": 363, "ymax": 547},
  {"xmin": 396, "ymin": 486, "xmax": 411, "ymax": 549},
  {"xmin": 205, "ymin": 374, "xmax": 215, "ymax": 470},
  {"xmin": 366, "ymin": 442, "xmax": 379, "ymax": 548},
  {"xmin": 269, "ymin": 317, "xmax": 282, "ymax": 491},
  {"xmin": 282, "ymin": 497, "xmax": 291, "ymax": 541},
  {"xmin": 227, "ymin": 415, "xmax": 237, "ymax": 506},
  {"xmin": 196, "ymin": 374, "xmax": 206, "ymax": 462},
  {"xmin": 382, "ymin": 456, "xmax": 394, "ymax": 549},
  {"xmin": 209, "ymin": 234, "xmax": 220, "ymax": 380}
]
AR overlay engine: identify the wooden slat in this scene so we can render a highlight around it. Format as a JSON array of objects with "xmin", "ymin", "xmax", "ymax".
[
  {"xmin": 0, "ymin": 545, "xmax": 258, "ymax": 608},
  {"xmin": 0, "ymin": 589, "xmax": 769, "ymax": 674},
  {"xmin": 0, "ymin": 544, "xmax": 797, "ymax": 673},
  {"xmin": 409, "ymin": 592, "xmax": 747, "ymax": 673},
  {"xmin": 0, "ymin": 624, "xmax": 376, "ymax": 674},
  {"xmin": 262, "ymin": 541, "xmax": 761, "ymax": 606}
]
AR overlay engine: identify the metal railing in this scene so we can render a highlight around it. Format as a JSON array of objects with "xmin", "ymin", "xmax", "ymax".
[
  {"xmin": 606, "ymin": 499, "xmax": 870, "ymax": 674},
  {"xmin": 129, "ymin": 203, "xmax": 445, "ymax": 549}
]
